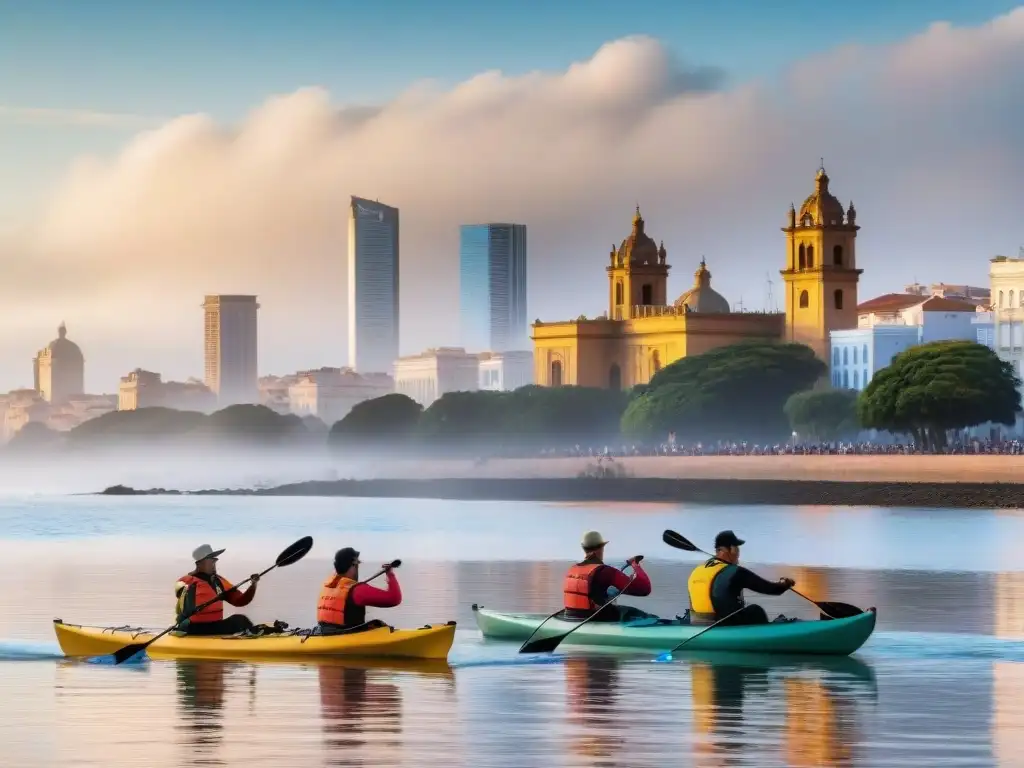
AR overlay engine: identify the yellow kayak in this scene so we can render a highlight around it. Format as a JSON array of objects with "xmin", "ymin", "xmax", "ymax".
[{"xmin": 53, "ymin": 619, "xmax": 456, "ymax": 662}]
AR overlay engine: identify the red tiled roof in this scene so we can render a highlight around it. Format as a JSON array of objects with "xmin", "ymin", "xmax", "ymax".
[
  {"xmin": 918, "ymin": 296, "xmax": 981, "ymax": 313},
  {"xmin": 856, "ymin": 293, "xmax": 923, "ymax": 313},
  {"xmin": 857, "ymin": 293, "xmax": 979, "ymax": 314}
]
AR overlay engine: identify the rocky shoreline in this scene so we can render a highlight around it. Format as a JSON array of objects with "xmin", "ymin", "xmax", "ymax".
[{"xmin": 100, "ymin": 477, "xmax": 1024, "ymax": 508}]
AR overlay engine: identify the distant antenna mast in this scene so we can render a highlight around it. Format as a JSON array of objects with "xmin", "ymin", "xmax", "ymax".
[
  {"xmin": 1019, "ymin": 246, "xmax": 1024, "ymax": 258},
  {"xmin": 765, "ymin": 272, "xmax": 776, "ymax": 312}
]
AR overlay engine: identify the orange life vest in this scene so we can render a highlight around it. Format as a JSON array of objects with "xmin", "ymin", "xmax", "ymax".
[
  {"xmin": 317, "ymin": 574, "xmax": 364, "ymax": 628},
  {"xmin": 175, "ymin": 573, "xmax": 233, "ymax": 624},
  {"xmin": 563, "ymin": 562, "xmax": 604, "ymax": 612}
]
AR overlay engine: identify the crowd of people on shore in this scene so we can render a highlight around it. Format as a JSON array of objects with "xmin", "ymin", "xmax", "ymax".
[{"xmin": 532, "ymin": 438, "xmax": 1024, "ymax": 458}]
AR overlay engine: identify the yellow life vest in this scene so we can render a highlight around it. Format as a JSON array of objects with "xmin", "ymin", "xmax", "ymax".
[{"xmin": 687, "ymin": 559, "xmax": 729, "ymax": 615}]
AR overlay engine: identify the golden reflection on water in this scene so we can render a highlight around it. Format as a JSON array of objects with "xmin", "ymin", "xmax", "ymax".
[{"xmin": 2, "ymin": 553, "xmax": 1022, "ymax": 766}]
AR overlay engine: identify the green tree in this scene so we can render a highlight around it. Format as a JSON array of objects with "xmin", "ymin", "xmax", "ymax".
[
  {"xmin": 7, "ymin": 421, "xmax": 62, "ymax": 451},
  {"xmin": 417, "ymin": 391, "xmax": 511, "ymax": 446},
  {"xmin": 858, "ymin": 340, "xmax": 1021, "ymax": 452},
  {"xmin": 328, "ymin": 394, "xmax": 423, "ymax": 451},
  {"xmin": 621, "ymin": 341, "xmax": 826, "ymax": 443},
  {"xmin": 67, "ymin": 407, "xmax": 206, "ymax": 446},
  {"xmin": 784, "ymin": 388, "xmax": 861, "ymax": 441}
]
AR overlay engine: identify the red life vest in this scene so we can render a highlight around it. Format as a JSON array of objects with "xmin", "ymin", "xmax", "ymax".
[
  {"xmin": 317, "ymin": 575, "xmax": 364, "ymax": 627},
  {"xmin": 563, "ymin": 562, "xmax": 603, "ymax": 612},
  {"xmin": 175, "ymin": 573, "xmax": 233, "ymax": 624}
]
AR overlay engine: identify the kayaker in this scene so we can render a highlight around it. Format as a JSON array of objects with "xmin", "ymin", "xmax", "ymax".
[
  {"xmin": 562, "ymin": 530, "xmax": 651, "ymax": 622},
  {"xmin": 317, "ymin": 547, "xmax": 402, "ymax": 634},
  {"xmin": 686, "ymin": 530, "xmax": 795, "ymax": 626},
  {"xmin": 175, "ymin": 544, "xmax": 260, "ymax": 635}
]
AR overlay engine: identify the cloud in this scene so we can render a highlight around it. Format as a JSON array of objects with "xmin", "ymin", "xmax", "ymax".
[{"xmin": 2, "ymin": 13, "xmax": 1024, "ymax": 391}]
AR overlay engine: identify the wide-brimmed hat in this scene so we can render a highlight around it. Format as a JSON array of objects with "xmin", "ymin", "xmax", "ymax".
[
  {"xmin": 581, "ymin": 531, "xmax": 608, "ymax": 550},
  {"xmin": 192, "ymin": 544, "xmax": 226, "ymax": 562}
]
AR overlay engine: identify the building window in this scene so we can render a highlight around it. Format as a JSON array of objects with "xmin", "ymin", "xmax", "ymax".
[
  {"xmin": 641, "ymin": 284, "xmax": 653, "ymax": 305},
  {"xmin": 843, "ymin": 370, "xmax": 849, "ymax": 388},
  {"xmin": 1000, "ymin": 290, "xmax": 1004, "ymax": 307},
  {"xmin": 834, "ymin": 289, "xmax": 844, "ymax": 310},
  {"xmin": 853, "ymin": 346, "xmax": 858, "ymax": 365},
  {"xmin": 833, "ymin": 348, "xmax": 840, "ymax": 365},
  {"xmin": 862, "ymin": 344, "xmax": 868, "ymax": 363},
  {"xmin": 615, "ymin": 283, "xmax": 623, "ymax": 306},
  {"xmin": 609, "ymin": 364, "xmax": 621, "ymax": 391},
  {"xmin": 798, "ymin": 244, "xmax": 806, "ymax": 270},
  {"xmin": 853, "ymin": 370, "xmax": 859, "ymax": 388},
  {"xmin": 807, "ymin": 245, "xmax": 815, "ymax": 268},
  {"xmin": 1012, "ymin": 290, "xmax": 1016, "ymax": 308},
  {"xmin": 843, "ymin": 348, "xmax": 848, "ymax": 365},
  {"xmin": 551, "ymin": 360, "xmax": 563, "ymax": 387},
  {"xmin": 652, "ymin": 350, "xmax": 662, "ymax": 373},
  {"xmin": 863, "ymin": 368, "xmax": 869, "ymax": 385},
  {"xmin": 833, "ymin": 245, "xmax": 843, "ymax": 266},
  {"xmin": 799, "ymin": 290, "xmax": 809, "ymax": 309}
]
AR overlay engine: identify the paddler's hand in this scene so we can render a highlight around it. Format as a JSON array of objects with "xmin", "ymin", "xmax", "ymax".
[
  {"xmin": 250, "ymin": 573, "xmax": 261, "ymax": 585},
  {"xmin": 382, "ymin": 562, "xmax": 395, "ymax": 572},
  {"xmin": 628, "ymin": 555, "xmax": 644, "ymax": 568},
  {"xmin": 778, "ymin": 577, "xmax": 795, "ymax": 589}
]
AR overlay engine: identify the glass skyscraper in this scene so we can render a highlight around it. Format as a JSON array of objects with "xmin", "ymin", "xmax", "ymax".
[
  {"xmin": 459, "ymin": 223, "xmax": 528, "ymax": 352},
  {"xmin": 348, "ymin": 196, "xmax": 399, "ymax": 373}
]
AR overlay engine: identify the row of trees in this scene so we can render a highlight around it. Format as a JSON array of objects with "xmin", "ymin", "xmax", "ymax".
[{"xmin": 7, "ymin": 339, "xmax": 1020, "ymax": 454}]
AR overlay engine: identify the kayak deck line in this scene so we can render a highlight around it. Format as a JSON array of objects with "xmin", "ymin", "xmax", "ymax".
[
  {"xmin": 53, "ymin": 618, "xmax": 457, "ymax": 662},
  {"xmin": 471, "ymin": 604, "xmax": 877, "ymax": 657}
]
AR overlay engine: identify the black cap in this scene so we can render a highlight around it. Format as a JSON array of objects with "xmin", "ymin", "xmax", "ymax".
[
  {"xmin": 334, "ymin": 547, "xmax": 360, "ymax": 574},
  {"xmin": 714, "ymin": 530, "xmax": 745, "ymax": 549}
]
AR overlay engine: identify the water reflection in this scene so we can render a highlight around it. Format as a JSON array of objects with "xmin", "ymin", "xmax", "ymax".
[
  {"xmin": 564, "ymin": 655, "xmax": 622, "ymax": 763},
  {"xmin": 690, "ymin": 654, "xmax": 877, "ymax": 768},
  {"xmin": 176, "ymin": 661, "xmax": 233, "ymax": 766},
  {"xmin": 319, "ymin": 664, "xmax": 401, "ymax": 764}
]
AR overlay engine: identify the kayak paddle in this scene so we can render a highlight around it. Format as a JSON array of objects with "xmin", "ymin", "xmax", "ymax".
[
  {"xmin": 111, "ymin": 535, "xmax": 315, "ymax": 665},
  {"xmin": 360, "ymin": 560, "xmax": 401, "ymax": 584},
  {"xmin": 519, "ymin": 556, "xmax": 643, "ymax": 654},
  {"xmin": 661, "ymin": 529, "xmax": 863, "ymax": 620},
  {"xmin": 653, "ymin": 603, "xmax": 752, "ymax": 662}
]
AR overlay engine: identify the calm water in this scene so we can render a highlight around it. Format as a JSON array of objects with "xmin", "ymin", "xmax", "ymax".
[{"xmin": 3, "ymin": 497, "xmax": 1024, "ymax": 767}]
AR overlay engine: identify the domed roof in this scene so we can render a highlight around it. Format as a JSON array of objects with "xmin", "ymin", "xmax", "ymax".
[
  {"xmin": 47, "ymin": 322, "xmax": 83, "ymax": 361},
  {"xmin": 673, "ymin": 259, "xmax": 730, "ymax": 313},
  {"xmin": 613, "ymin": 206, "xmax": 664, "ymax": 266},
  {"xmin": 797, "ymin": 165, "xmax": 846, "ymax": 227}
]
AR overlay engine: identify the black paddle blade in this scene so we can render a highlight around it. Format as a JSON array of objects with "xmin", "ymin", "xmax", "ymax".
[
  {"xmin": 816, "ymin": 601, "xmax": 863, "ymax": 620},
  {"xmin": 519, "ymin": 633, "xmax": 564, "ymax": 654},
  {"xmin": 662, "ymin": 530, "xmax": 699, "ymax": 552},
  {"xmin": 389, "ymin": 559, "xmax": 401, "ymax": 568},
  {"xmin": 113, "ymin": 643, "xmax": 147, "ymax": 665},
  {"xmin": 276, "ymin": 536, "xmax": 314, "ymax": 567}
]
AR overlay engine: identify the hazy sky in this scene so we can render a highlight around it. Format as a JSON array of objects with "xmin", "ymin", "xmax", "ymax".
[{"xmin": 1, "ymin": 0, "xmax": 1022, "ymax": 393}]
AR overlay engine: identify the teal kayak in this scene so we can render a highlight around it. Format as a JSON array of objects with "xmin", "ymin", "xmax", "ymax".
[{"xmin": 471, "ymin": 604, "xmax": 877, "ymax": 656}]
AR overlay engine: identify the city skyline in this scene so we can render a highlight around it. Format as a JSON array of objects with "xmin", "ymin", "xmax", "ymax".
[{"xmin": 0, "ymin": 4, "xmax": 1022, "ymax": 391}]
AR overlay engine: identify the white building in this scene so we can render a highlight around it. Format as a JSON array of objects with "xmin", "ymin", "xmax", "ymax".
[
  {"xmin": 831, "ymin": 294, "xmax": 985, "ymax": 391},
  {"xmin": 287, "ymin": 367, "xmax": 393, "ymax": 427},
  {"xmin": 118, "ymin": 369, "xmax": 216, "ymax": 412},
  {"xmin": 394, "ymin": 347, "xmax": 479, "ymax": 407},
  {"xmin": 478, "ymin": 350, "xmax": 534, "ymax": 391}
]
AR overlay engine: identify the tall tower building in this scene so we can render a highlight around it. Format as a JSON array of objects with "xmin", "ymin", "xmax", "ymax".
[
  {"xmin": 203, "ymin": 295, "xmax": 259, "ymax": 406},
  {"xmin": 33, "ymin": 322, "xmax": 85, "ymax": 403},
  {"xmin": 781, "ymin": 165, "xmax": 862, "ymax": 364},
  {"xmin": 459, "ymin": 223, "xmax": 528, "ymax": 351},
  {"xmin": 607, "ymin": 206, "xmax": 670, "ymax": 321},
  {"xmin": 348, "ymin": 196, "xmax": 399, "ymax": 373}
]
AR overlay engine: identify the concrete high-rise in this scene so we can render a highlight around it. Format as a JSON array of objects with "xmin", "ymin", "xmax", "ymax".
[
  {"xmin": 203, "ymin": 295, "xmax": 259, "ymax": 406},
  {"xmin": 348, "ymin": 197, "xmax": 399, "ymax": 373},
  {"xmin": 459, "ymin": 223, "xmax": 528, "ymax": 352}
]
